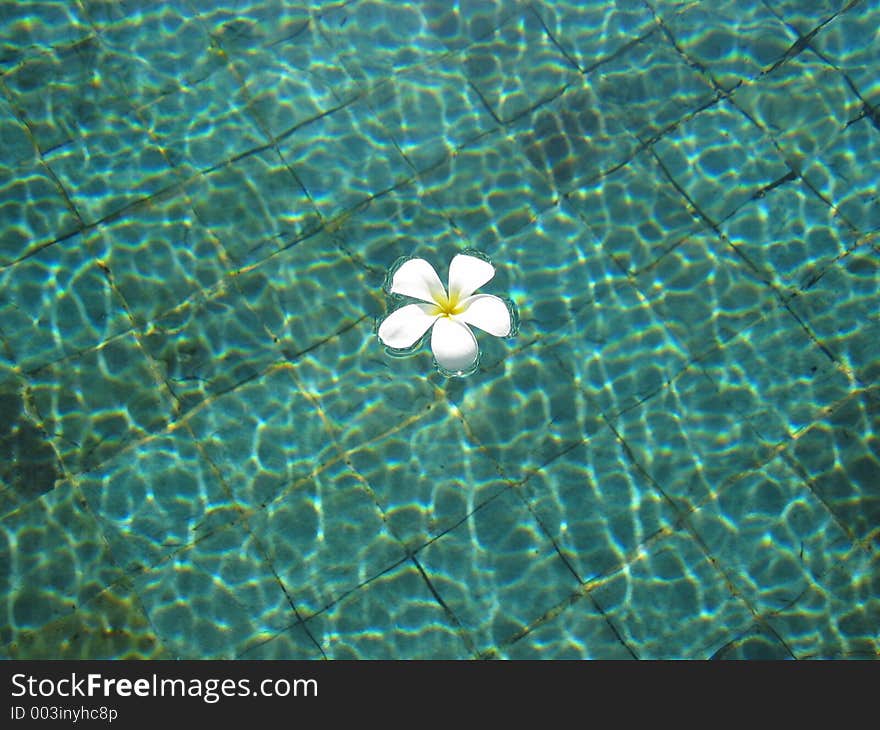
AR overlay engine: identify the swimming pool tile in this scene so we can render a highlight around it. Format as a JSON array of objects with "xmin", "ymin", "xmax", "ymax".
[
  {"xmin": 686, "ymin": 457, "xmax": 853, "ymax": 616},
  {"xmin": 764, "ymin": 0, "xmax": 850, "ymax": 36},
  {"xmin": 235, "ymin": 43, "xmax": 357, "ymax": 143},
  {"xmin": 786, "ymin": 248, "xmax": 880, "ymax": 385},
  {"xmin": 186, "ymin": 149, "xmax": 321, "ymax": 267},
  {"xmin": 418, "ymin": 0, "xmax": 522, "ymax": 52},
  {"xmin": 0, "ymin": 160, "xmax": 80, "ymax": 266},
  {"xmin": 275, "ymin": 96, "xmax": 412, "ymax": 221},
  {"xmin": 76, "ymin": 429, "xmax": 234, "ymax": 573},
  {"xmin": 721, "ymin": 179, "xmax": 859, "ymax": 290},
  {"xmin": 139, "ymin": 281, "xmax": 281, "ymax": 415},
  {"xmin": 455, "ymin": 338, "xmax": 601, "ymax": 478},
  {"xmin": 564, "ymin": 149, "xmax": 703, "ymax": 274},
  {"xmin": 333, "ymin": 182, "xmax": 477, "ymax": 286},
  {"xmin": 416, "ymin": 488, "xmax": 581, "ymax": 656},
  {"xmin": 523, "ymin": 436, "xmax": 675, "ymax": 582},
  {"xmin": 660, "ymin": 1, "xmax": 795, "ymax": 90},
  {"xmin": 136, "ymin": 67, "xmax": 265, "ymax": 175},
  {"xmin": 463, "ymin": 7, "xmax": 581, "ymax": 125},
  {"xmin": 369, "ymin": 56, "xmax": 498, "ymax": 174},
  {"xmin": 7, "ymin": 580, "xmax": 171, "ymax": 660},
  {"xmin": 810, "ymin": 0, "xmax": 880, "ymax": 105},
  {"xmin": 317, "ymin": 559, "xmax": 472, "ymax": 659},
  {"xmin": 185, "ymin": 0, "xmax": 312, "ymax": 52},
  {"xmin": 318, "ymin": 0, "xmax": 448, "ymax": 82},
  {"xmin": 418, "ymin": 131, "xmax": 557, "ymax": 253},
  {"xmin": 30, "ymin": 332, "xmax": 173, "ymax": 476},
  {"xmin": 691, "ymin": 305, "xmax": 854, "ymax": 445},
  {"xmin": 237, "ymin": 618, "xmax": 325, "ymax": 660},
  {"xmin": 653, "ymin": 99, "xmax": 792, "ymax": 223},
  {"xmin": 1, "ymin": 231, "xmax": 134, "ymax": 372},
  {"xmin": 346, "ymin": 403, "xmax": 507, "ymax": 549},
  {"xmin": 0, "ymin": 97, "xmax": 36, "ymax": 168},
  {"xmin": 493, "ymin": 204, "xmax": 597, "ymax": 336},
  {"xmin": 563, "ymin": 268, "xmax": 690, "ymax": 417},
  {"xmin": 530, "ymin": 0, "xmax": 653, "ymax": 71},
  {"xmin": 589, "ymin": 529, "xmax": 755, "ymax": 659},
  {"xmin": 708, "ymin": 623, "xmax": 794, "ymax": 659},
  {"xmin": 293, "ymin": 320, "xmax": 446, "ymax": 453},
  {"xmin": 0, "ymin": 483, "xmax": 124, "ymax": 644},
  {"xmin": 184, "ymin": 364, "xmax": 337, "ymax": 512},
  {"xmin": 0, "ymin": 2, "xmax": 91, "ymax": 66},
  {"xmin": 800, "ymin": 117, "xmax": 880, "ymax": 236},
  {"xmin": 790, "ymin": 388, "xmax": 880, "ymax": 545},
  {"xmin": 44, "ymin": 114, "xmax": 180, "ymax": 227},
  {"xmin": 510, "ymin": 82, "xmax": 639, "ymax": 196},
  {"xmin": 232, "ymin": 233, "xmax": 370, "ymax": 363},
  {"xmin": 636, "ymin": 229, "xmax": 773, "ymax": 359},
  {"xmin": 611, "ymin": 366, "xmax": 769, "ymax": 510},
  {"xmin": 585, "ymin": 26, "xmax": 716, "ymax": 139},
  {"xmin": 86, "ymin": 1, "xmax": 223, "ymax": 101},
  {"xmin": 500, "ymin": 595, "xmax": 635, "ymax": 659},
  {"xmin": 253, "ymin": 458, "xmax": 408, "ymax": 620},
  {"xmin": 6, "ymin": 579, "xmax": 169, "ymax": 659},
  {"xmin": 1, "ymin": 0, "xmax": 877, "ymax": 661},
  {"xmin": 733, "ymin": 54, "xmax": 861, "ymax": 167},
  {"xmin": 765, "ymin": 547, "xmax": 880, "ymax": 658},
  {"xmin": 2, "ymin": 36, "xmax": 131, "ymax": 155},
  {"xmin": 93, "ymin": 204, "xmax": 227, "ymax": 328},
  {"xmin": 133, "ymin": 521, "xmax": 290, "ymax": 659},
  {"xmin": 0, "ymin": 374, "xmax": 63, "ymax": 519}
]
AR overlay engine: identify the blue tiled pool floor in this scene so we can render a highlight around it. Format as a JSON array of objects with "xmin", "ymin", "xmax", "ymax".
[{"xmin": 0, "ymin": 0, "xmax": 877, "ymax": 659}]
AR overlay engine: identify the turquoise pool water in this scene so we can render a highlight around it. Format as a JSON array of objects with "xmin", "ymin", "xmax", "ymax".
[{"xmin": 0, "ymin": 0, "xmax": 877, "ymax": 659}]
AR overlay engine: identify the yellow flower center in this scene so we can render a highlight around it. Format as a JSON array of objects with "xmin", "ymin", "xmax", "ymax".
[{"xmin": 433, "ymin": 291, "xmax": 465, "ymax": 318}]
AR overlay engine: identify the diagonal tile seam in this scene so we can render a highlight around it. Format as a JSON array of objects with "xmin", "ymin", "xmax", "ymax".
[
  {"xmin": 253, "ymin": 363, "xmax": 483, "ymax": 657},
  {"xmin": 0, "ymin": 30, "xmax": 211, "ymax": 245},
  {"xmin": 61, "ymin": 355, "xmax": 483, "ymax": 655},
  {"xmin": 0, "ymin": 74, "xmax": 91, "ymax": 252},
  {"xmin": 0, "ymin": 467, "xmax": 176, "ymax": 659},
  {"xmin": 50, "ymin": 357, "xmax": 330, "ymax": 657},
  {"xmin": 631, "ymin": 2, "xmax": 874, "ymax": 252},
  {"xmin": 233, "ymin": 553, "xmax": 414, "ymax": 659},
  {"xmin": 773, "ymin": 384, "xmax": 880, "ymax": 554},
  {"xmin": 2, "ymin": 571, "xmax": 177, "ymax": 659},
  {"xmin": 443, "ymin": 349, "xmax": 874, "ymax": 656},
  {"xmin": 335, "ymin": 224, "xmax": 867, "ymax": 526},
  {"xmin": 261, "ymin": 373, "xmax": 614, "ymax": 657},
  {"xmin": 400, "ymin": 431, "xmax": 643, "ymax": 658},
  {"xmin": 220, "ymin": 333, "xmax": 602, "ymax": 656},
  {"xmin": 493, "ymin": 401, "xmax": 867, "ymax": 658},
  {"xmin": 487, "ymin": 516, "xmax": 788, "ymax": 659},
  {"xmin": 530, "ymin": 0, "xmax": 656, "ymax": 77},
  {"xmin": 0, "ymin": 24, "xmax": 774, "ymax": 288},
  {"xmin": 0, "ymin": 370, "xmax": 76, "ymax": 522},
  {"xmin": 760, "ymin": 0, "xmax": 865, "ymax": 79},
  {"xmin": 7, "ymin": 235, "xmax": 376, "ymax": 526},
  {"xmin": 613, "ymin": 124, "xmax": 867, "ymax": 397},
  {"xmin": 1, "ymin": 241, "xmax": 314, "ymax": 657},
  {"xmin": 0, "ymin": 0, "xmax": 859, "ymax": 278},
  {"xmin": 648, "ymin": 0, "xmax": 874, "ymax": 249}
]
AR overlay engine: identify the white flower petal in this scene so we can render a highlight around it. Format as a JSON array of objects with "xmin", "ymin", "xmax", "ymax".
[
  {"xmin": 447, "ymin": 253, "xmax": 495, "ymax": 302},
  {"xmin": 456, "ymin": 294, "xmax": 511, "ymax": 337},
  {"xmin": 389, "ymin": 258, "xmax": 446, "ymax": 305},
  {"xmin": 378, "ymin": 303, "xmax": 439, "ymax": 349},
  {"xmin": 431, "ymin": 317, "xmax": 479, "ymax": 374}
]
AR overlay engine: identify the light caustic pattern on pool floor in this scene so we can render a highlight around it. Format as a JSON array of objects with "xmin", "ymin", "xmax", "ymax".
[{"xmin": 0, "ymin": 0, "xmax": 878, "ymax": 659}]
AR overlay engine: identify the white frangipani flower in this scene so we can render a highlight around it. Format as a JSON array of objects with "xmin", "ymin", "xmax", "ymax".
[{"xmin": 378, "ymin": 253, "xmax": 515, "ymax": 376}]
